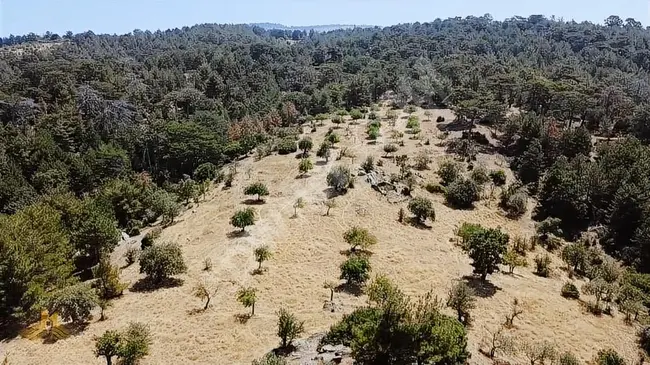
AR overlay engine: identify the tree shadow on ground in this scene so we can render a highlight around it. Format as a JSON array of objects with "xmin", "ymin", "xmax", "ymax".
[
  {"xmin": 323, "ymin": 187, "xmax": 346, "ymax": 199},
  {"xmin": 234, "ymin": 313, "xmax": 252, "ymax": 324},
  {"xmin": 294, "ymin": 153, "xmax": 310, "ymax": 159},
  {"xmin": 131, "ymin": 277, "xmax": 184, "ymax": 293},
  {"xmin": 227, "ymin": 230, "xmax": 250, "ymax": 239},
  {"xmin": 336, "ymin": 282, "xmax": 364, "ymax": 297},
  {"xmin": 437, "ymin": 118, "xmax": 473, "ymax": 132},
  {"xmin": 271, "ymin": 345, "xmax": 296, "ymax": 357},
  {"xmin": 462, "ymin": 275, "xmax": 501, "ymax": 298},
  {"xmin": 242, "ymin": 199, "xmax": 265, "ymax": 205},
  {"xmin": 250, "ymin": 268, "xmax": 266, "ymax": 276},
  {"xmin": 406, "ymin": 217, "xmax": 433, "ymax": 230},
  {"xmin": 315, "ymin": 160, "xmax": 328, "ymax": 166},
  {"xmin": 0, "ymin": 320, "xmax": 22, "ymax": 341}
]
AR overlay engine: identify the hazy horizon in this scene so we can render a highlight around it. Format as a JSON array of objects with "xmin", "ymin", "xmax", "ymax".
[{"xmin": 1, "ymin": 0, "xmax": 649, "ymax": 37}]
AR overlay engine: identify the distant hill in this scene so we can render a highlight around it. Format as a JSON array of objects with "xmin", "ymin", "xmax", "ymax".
[{"xmin": 250, "ymin": 22, "xmax": 374, "ymax": 32}]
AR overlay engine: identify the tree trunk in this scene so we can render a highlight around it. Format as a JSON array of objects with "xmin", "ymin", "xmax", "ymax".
[
  {"xmin": 330, "ymin": 289, "xmax": 334, "ymax": 302},
  {"xmin": 326, "ymin": 207, "xmax": 331, "ymax": 216},
  {"xmin": 258, "ymin": 260, "xmax": 262, "ymax": 270},
  {"xmin": 251, "ymin": 302, "xmax": 255, "ymax": 316},
  {"xmin": 204, "ymin": 296, "xmax": 211, "ymax": 310},
  {"xmin": 105, "ymin": 356, "xmax": 113, "ymax": 365},
  {"xmin": 481, "ymin": 272, "xmax": 488, "ymax": 281}
]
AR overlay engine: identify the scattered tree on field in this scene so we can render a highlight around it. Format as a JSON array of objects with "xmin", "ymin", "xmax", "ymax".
[
  {"xmin": 324, "ymin": 281, "xmax": 337, "ymax": 301},
  {"xmin": 340, "ymin": 256, "xmax": 371, "ymax": 286},
  {"xmin": 323, "ymin": 199, "xmax": 337, "ymax": 216},
  {"xmin": 94, "ymin": 330, "xmax": 121, "ymax": 365},
  {"xmin": 522, "ymin": 341, "xmax": 558, "ymax": 365},
  {"xmin": 317, "ymin": 141, "xmax": 332, "ymax": 162},
  {"xmin": 383, "ymin": 143, "xmax": 398, "ymax": 157},
  {"xmin": 503, "ymin": 250, "xmax": 527, "ymax": 274},
  {"xmin": 327, "ymin": 166, "xmax": 353, "ymax": 192},
  {"xmin": 237, "ymin": 287, "xmax": 257, "ymax": 316},
  {"xmin": 298, "ymin": 158, "xmax": 313, "ymax": 176},
  {"xmin": 408, "ymin": 197, "xmax": 436, "ymax": 223},
  {"xmin": 446, "ymin": 281, "xmax": 476, "ymax": 326},
  {"xmin": 504, "ymin": 298, "xmax": 524, "ymax": 328},
  {"xmin": 244, "ymin": 182, "xmax": 269, "ymax": 202},
  {"xmin": 343, "ymin": 226, "xmax": 377, "ymax": 252},
  {"xmin": 298, "ymin": 137, "xmax": 313, "ymax": 157},
  {"xmin": 277, "ymin": 308, "xmax": 305, "ymax": 349},
  {"xmin": 254, "ymin": 245, "xmax": 272, "ymax": 270},
  {"xmin": 293, "ymin": 197, "xmax": 306, "ymax": 217},
  {"xmin": 231, "ymin": 208, "xmax": 256, "ymax": 232},
  {"xmin": 438, "ymin": 160, "xmax": 461, "ymax": 186},
  {"xmin": 45, "ymin": 283, "xmax": 99, "ymax": 324},
  {"xmin": 466, "ymin": 227, "xmax": 509, "ymax": 281},
  {"xmin": 193, "ymin": 281, "xmax": 218, "ymax": 310},
  {"xmin": 485, "ymin": 327, "xmax": 515, "ymax": 359}
]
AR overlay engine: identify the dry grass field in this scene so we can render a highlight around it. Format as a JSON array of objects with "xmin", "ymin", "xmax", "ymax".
[{"xmin": 0, "ymin": 107, "xmax": 642, "ymax": 364}]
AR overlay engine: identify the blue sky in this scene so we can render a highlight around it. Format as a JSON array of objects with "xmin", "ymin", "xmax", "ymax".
[{"xmin": 1, "ymin": 0, "xmax": 649, "ymax": 36}]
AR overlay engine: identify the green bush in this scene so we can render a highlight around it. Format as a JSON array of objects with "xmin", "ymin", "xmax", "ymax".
[
  {"xmin": 231, "ymin": 208, "xmax": 256, "ymax": 232},
  {"xmin": 244, "ymin": 182, "xmax": 269, "ymax": 201},
  {"xmin": 406, "ymin": 115, "xmax": 420, "ymax": 129},
  {"xmin": 559, "ymin": 352, "xmax": 581, "ymax": 365},
  {"xmin": 298, "ymin": 137, "xmax": 313, "ymax": 155},
  {"xmin": 277, "ymin": 308, "xmax": 305, "ymax": 348},
  {"xmin": 326, "ymin": 132, "xmax": 341, "ymax": 144},
  {"xmin": 252, "ymin": 354, "xmax": 287, "ymax": 365},
  {"xmin": 45, "ymin": 283, "xmax": 99, "ymax": 324},
  {"xmin": 561, "ymin": 282, "xmax": 580, "ymax": 299},
  {"xmin": 445, "ymin": 179, "xmax": 480, "ymax": 209},
  {"xmin": 500, "ymin": 184, "xmax": 528, "ymax": 218},
  {"xmin": 277, "ymin": 138, "xmax": 298, "ymax": 155},
  {"xmin": 383, "ymin": 143, "xmax": 398, "ymax": 157},
  {"xmin": 489, "ymin": 170, "xmax": 507, "ymax": 186},
  {"xmin": 343, "ymin": 226, "xmax": 378, "ymax": 252},
  {"xmin": 141, "ymin": 227, "xmax": 162, "ymax": 250},
  {"xmin": 596, "ymin": 349, "xmax": 626, "ymax": 365},
  {"xmin": 466, "ymin": 227, "xmax": 509, "ymax": 280},
  {"xmin": 470, "ymin": 165, "xmax": 490, "ymax": 185},
  {"xmin": 139, "ymin": 242, "xmax": 187, "ymax": 283},
  {"xmin": 456, "ymin": 222, "xmax": 484, "ymax": 249},
  {"xmin": 408, "ymin": 197, "xmax": 436, "ymax": 223},
  {"xmin": 437, "ymin": 160, "xmax": 462, "ymax": 186},
  {"xmin": 340, "ymin": 255, "xmax": 371, "ymax": 285},
  {"xmin": 425, "ymin": 183, "xmax": 446, "ymax": 194},
  {"xmin": 331, "ymin": 115, "xmax": 344, "ymax": 125},
  {"xmin": 93, "ymin": 256, "xmax": 128, "ymax": 299},
  {"xmin": 361, "ymin": 156, "xmax": 375, "ymax": 173},
  {"xmin": 193, "ymin": 162, "xmax": 218, "ymax": 182},
  {"xmin": 350, "ymin": 109, "xmax": 364, "ymax": 120},
  {"xmin": 117, "ymin": 322, "xmax": 152, "ymax": 365},
  {"xmin": 327, "ymin": 165, "xmax": 353, "ymax": 192},
  {"xmin": 534, "ymin": 254, "xmax": 552, "ymax": 277}
]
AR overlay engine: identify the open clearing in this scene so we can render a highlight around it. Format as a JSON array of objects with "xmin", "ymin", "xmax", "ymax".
[{"xmin": 1, "ymin": 107, "xmax": 640, "ymax": 364}]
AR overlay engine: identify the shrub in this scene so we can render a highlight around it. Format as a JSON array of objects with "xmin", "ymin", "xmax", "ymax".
[
  {"xmin": 406, "ymin": 115, "xmax": 420, "ymax": 129},
  {"xmin": 366, "ymin": 275, "xmax": 401, "ymax": 305},
  {"xmin": 336, "ymin": 109, "xmax": 349, "ymax": 116},
  {"xmin": 425, "ymin": 183, "xmax": 446, "ymax": 194},
  {"xmin": 437, "ymin": 160, "xmax": 462, "ymax": 186},
  {"xmin": 502, "ymin": 250, "xmax": 527, "ymax": 274},
  {"xmin": 141, "ymin": 227, "xmax": 162, "ymax": 250},
  {"xmin": 45, "ymin": 283, "xmax": 99, "ymax": 324},
  {"xmin": 117, "ymin": 322, "xmax": 152, "ymax": 365},
  {"xmin": 340, "ymin": 255, "xmax": 371, "ymax": 286},
  {"xmin": 344, "ymin": 226, "xmax": 378, "ymax": 252},
  {"xmin": 561, "ymin": 282, "xmax": 580, "ymax": 299},
  {"xmin": 124, "ymin": 247, "xmax": 139, "ymax": 266},
  {"xmin": 368, "ymin": 111, "xmax": 378, "ymax": 120},
  {"xmin": 298, "ymin": 137, "xmax": 313, "ymax": 156},
  {"xmin": 445, "ymin": 179, "xmax": 480, "ymax": 209},
  {"xmin": 93, "ymin": 256, "xmax": 127, "ymax": 299},
  {"xmin": 489, "ymin": 170, "xmax": 507, "ymax": 187},
  {"xmin": 596, "ymin": 349, "xmax": 626, "ymax": 365},
  {"xmin": 278, "ymin": 138, "xmax": 298, "ymax": 155},
  {"xmin": 383, "ymin": 143, "xmax": 398, "ymax": 157},
  {"xmin": 466, "ymin": 227, "xmax": 509, "ymax": 280},
  {"xmin": 193, "ymin": 162, "xmax": 218, "ymax": 182},
  {"xmin": 331, "ymin": 115, "xmax": 344, "ymax": 126},
  {"xmin": 327, "ymin": 165, "xmax": 353, "ymax": 192},
  {"xmin": 367, "ymin": 126, "xmax": 380, "ymax": 141},
  {"xmin": 361, "ymin": 156, "xmax": 375, "ymax": 173},
  {"xmin": 252, "ymin": 354, "xmax": 287, "ymax": 365},
  {"xmin": 277, "ymin": 308, "xmax": 305, "ymax": 348},
  {"xmin": 326, "ymin": 132, "xmax": 341, "ymax": 144},
  {"xmin": 561, "ymin": 242, "xmax": 589, "ymax": 274},
  {"xmin": 470, "ymin": 165, "xmax": 490, "ymax": 185},
  {"xmin": 231, "ymin": 208, "xmax": 256, "ymax": 232},
  {"xmin": 408, "ymin": 197, "xmax": 436, "ymax": 223},
  {"xmin": 298, "ymin": 158, "xmax": 313, "ymax": 175},
  {"xmin": 414, "ymin": 151, "xmax": 432, "ymax": 170},
  {"xmin": 534, "ymin": 254, "xmax": 552, "ymax": 277},
  {"xmin": 500, "ymin": 184, "xmax": 528, "ymax": 218},
  {"xmin": 237, "ymin": 287, "xmax": 257, "ymax": 316},
  {"xmin": 638, "ymin": 327, "xmax": 650, "ymax": 355},
  {"xmin": 559, "ymin": 352, "xmax": 581, "ymax": 365},
  {"xmin": 536, "ymin": 217, "xmax": 563, "ymax": 237},
  {"xmin": 522, "ymin": 341, "xmax": 558, "ymax": 365},
  {"xmin": 139, "ymin": 242, "xmax": 187, "ymax": 283},
  {"xmin": 350, "ymin": 109, "xmax": 364, "ymax": 120},
  {"xmin": 447, "ymin": 281, "xmax": 476, "ymax": 326},
  {"xmin": 193, "ymin": 281, "xmax": 217, "ymax": 310},
  {"xmin": 244, "ymin": 182, "xmax": 269, "ymax": 202}
]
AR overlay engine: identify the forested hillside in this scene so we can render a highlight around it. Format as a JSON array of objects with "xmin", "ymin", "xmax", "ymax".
[{"xmin": 3, "ymin": 13, "xmax": 650, "ymax": 343}]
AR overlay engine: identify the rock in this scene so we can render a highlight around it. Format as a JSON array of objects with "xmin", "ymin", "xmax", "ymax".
[{"xmin": 121, "ymin": 232, "xmax": 130, "ymax": 241}]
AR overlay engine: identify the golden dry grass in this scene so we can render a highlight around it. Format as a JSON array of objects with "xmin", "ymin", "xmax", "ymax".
[{"xmin": 1, "ymin": 107, "xmax": 641, "ymax": 365}]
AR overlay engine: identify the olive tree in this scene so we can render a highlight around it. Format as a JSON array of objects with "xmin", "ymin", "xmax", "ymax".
[
  {"xmin": 117, "ymin": 322, "xmax": 152, "ymax": 365},
  {"xmin": 244, "ymin": 182, "xmax": 269, "ymax": 202},
  {"xmin": 139, "ymin": 242, "xmax": 187, "ymax": 284},
  {"xmin": 445, "ymin": 179, "xmax": 481, "ymax": 209},
  {"xmin": 237, "ymin": 287, "xmax": 257, "ymax": 316},
  {"xmin": 298, "ymin": 158, "xmax": 313, "ymax": 176},
  {"xmin": 446, "ymin": 281, "xmax": 476, "ymax": 326},
  {"xmin": 193, "ymin": 281, "xmax": 218, "ymax": 310},
  {"xmin": 46, "ymin": 283, "xmax": 99, "ymax": 324},
  {"xmin": 437, "ymin": 160, "xmax": 462, "ymax": 186},
  {"xmin": 298, "ymin": 137, "xmax": 313, "ymax": 157},
  {"xmin": 383, "ymin": 143, "xmax": 398, "ymax": 157},
  {"xmin": 254, "ymin": 245, "xmax": 272, "ymax": 270},
  {"xmin": 94, "ymin": 330, "xmax": 121, "ymax": 365},
  {"xmin": 231, "ymin": 208, "xmax": 256, "ymax": 232},
  {"xmin": 344, "ymin": 226, "xmax": 378, "ymax": 252},
  {"xmin": 327, "ymin": 165, "xmax": 353, "ymax": 192}
]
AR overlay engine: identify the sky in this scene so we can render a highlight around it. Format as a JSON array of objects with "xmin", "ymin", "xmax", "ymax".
[{"xmin": 1, "ymin": 0, "xmax": 649, "ymax": 37}]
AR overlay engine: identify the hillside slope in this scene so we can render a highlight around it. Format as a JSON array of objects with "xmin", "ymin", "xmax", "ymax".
[{"xmin": 1, "ymin": 107, "xmax": 640, "ymax": 365}]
